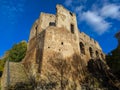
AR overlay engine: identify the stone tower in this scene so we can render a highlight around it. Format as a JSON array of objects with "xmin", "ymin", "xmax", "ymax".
[{"xmin": 115, "ymin": 31, "xmax": 120, "ymax": 45}]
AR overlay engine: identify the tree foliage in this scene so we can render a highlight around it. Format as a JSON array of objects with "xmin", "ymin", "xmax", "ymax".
[
  {"xmin": 106, "ymin": 45, "xmax": 120, "ymax": 76},
  {"xmin": 9, "ymin": 41, "xmax": 27, "ymax": 62},
  {"xmin": 0, "ymin": 41, "xmax": 27, "ymax": 77}
]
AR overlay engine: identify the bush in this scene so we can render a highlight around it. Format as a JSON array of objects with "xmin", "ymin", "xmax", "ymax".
[{"xmin": 106, "ymin": 45, "xmax": 120, "ymax": 77}]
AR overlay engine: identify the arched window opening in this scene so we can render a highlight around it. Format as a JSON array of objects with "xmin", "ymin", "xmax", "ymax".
[
  {"xmin": 96, "ymin": 51, "xmax": 99, "ymax": 57},
  {"xmin": 80, "ymin": 42, "xmax": 85, "ymax": 55},
  {"xmin": 89, "ymin": 47, "xmax": 94, "ymax": 58}
]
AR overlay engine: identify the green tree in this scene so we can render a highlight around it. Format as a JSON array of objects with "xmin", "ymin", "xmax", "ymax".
[
  {"xmin": 106, "ymin": 45, "xmax": 120, "ymax": 77},
  {"xmin": 0, "ymin": 41, "xmax": 27, "ymax": 77},
  {"xmin": 9, "ymin": 41, "xmax": 27, "ymax": 62}
]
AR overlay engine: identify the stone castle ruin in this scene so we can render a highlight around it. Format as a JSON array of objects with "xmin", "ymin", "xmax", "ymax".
[
  {"xmin": 22, "ymin": 4, "xmax": 105, "ymax": 77},
  {"xmin": 3, "ymin": 5, "xmax": 117, "ymax": 90}
]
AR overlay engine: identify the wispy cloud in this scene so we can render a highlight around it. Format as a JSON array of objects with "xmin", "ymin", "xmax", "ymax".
[
  {"xmin": 81, "ymin": 11, "xmax": 111, "ymax": 35},
  {"xmin": 100, "ymin": 4, "xmax": 120, "ymax": 19}
]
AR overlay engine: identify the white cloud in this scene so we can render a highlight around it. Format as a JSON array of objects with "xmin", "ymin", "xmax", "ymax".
[
  {"xmin": 80, "ymin": 11, "xmax": 111, "ymax": 35},
  {"xmin": 64, "ymin": 0, "xmax": 73, "ymax": 7},
  {"xmin": 64, "ymin": 0, "xmax": 119, "ymax": 35},
  {"xmin": 100, "ymin": 4, "xmax": 120, "ymax": 19}
]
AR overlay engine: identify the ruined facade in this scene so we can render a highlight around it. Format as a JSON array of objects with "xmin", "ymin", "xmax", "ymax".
[
  {"xmin": 1, "ymin": 5, "xmax": 107, "ymax": 90},
  {"xmin": 23, "ymin": 5, "xmax": 104, "ymax": 72},
  {"xmin": 23, "ymin": 4, "xmax": 105, "ymax": 76}
]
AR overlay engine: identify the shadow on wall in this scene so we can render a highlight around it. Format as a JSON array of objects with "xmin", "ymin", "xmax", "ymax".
[{"xmin": 36, "ymin": 30, "xmax": 46, "ymax": 73}]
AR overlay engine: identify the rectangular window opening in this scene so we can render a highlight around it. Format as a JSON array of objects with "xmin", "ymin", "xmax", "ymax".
[
  {"xmin": 71, "ymin": 24, "xmax": 74, "ymax": 34},
  {"xmin": 49, "ymin": 22, "xmax": 56, "ymax": 26}
]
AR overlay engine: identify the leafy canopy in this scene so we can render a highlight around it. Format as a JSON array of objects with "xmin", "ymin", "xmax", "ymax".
[
  {"xmin": 0, "ymin": 41, "xmax": 27, "ymax": 77},
  {"xmin": 9, "ymin": 41, "xmax": 27, "ymax": 62},
  {"xmin": 106, "ymin": 45, "xmax": 120, "ymax": 73}
]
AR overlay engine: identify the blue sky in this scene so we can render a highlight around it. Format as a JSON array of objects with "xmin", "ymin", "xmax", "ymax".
[{"xmin": 0, "ymin": 0, "xmax": 120, "ymax": 57}]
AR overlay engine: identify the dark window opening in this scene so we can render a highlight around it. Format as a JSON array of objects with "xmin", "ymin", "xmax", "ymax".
[
  {"xmin": 61, "ymin": 42, "xmax": 63, "ymax": 45},
  {"xmin": 0, "ymin": 71, "xmax": 2, "ymax": 77},
  {"xmin": 35, "ymin": 25, "xmax": 38, "ymax": 30},
  {"xmin": 89, "ymin": 47, "xmax": 94, "ymax": 58},
  {"xmin": 49, "ymin": 22, "xmax": 56, "ymax": 26},
  {"xmin": 48, "ymin": 47, "xmax": 50, "ymax": 48},
  {"xmin": 69, "ymin": 12, "xmax": 73, "ymax": 16},
  {"xmin": 96, "ymin": 51, "xmax": 99, "ymax": 57},
  {"xmin": 101, "ymin": 53, "xmax": 104, "ymax": 60},
  {"xmin": 71, "ymin": 24, "xmax": 74, "ymax": 34},
  {"xmin": 80, "ymin": 42, "xmax": 85, "ymax": 55},
  {"xmin": 35, "ymin": 26, "xmax": 38, "ymax": 37}
]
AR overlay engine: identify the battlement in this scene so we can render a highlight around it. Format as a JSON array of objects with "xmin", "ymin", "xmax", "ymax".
[{"xmin": 79, "ymin": 32, "xmax": 102, "ymax": 50}]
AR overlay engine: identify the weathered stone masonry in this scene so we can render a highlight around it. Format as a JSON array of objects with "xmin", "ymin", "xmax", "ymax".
[{"xmin": 23, "ymin": 4, "xmax": 105, "ymax": 76}]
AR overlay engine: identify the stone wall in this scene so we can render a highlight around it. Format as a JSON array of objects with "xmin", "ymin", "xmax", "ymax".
[
  {"xmin": 56, "ymin": 5, "xmax": 78, "ymax": 34},
  {"xmin": 79, "ymin": 32, "xmax": 104, "ymax": 61},
  {"xmin": 1, "ymin": 62, "xmax": 29, "ymax": 90},
  {"xmin": 79, "ymin": 32, "xmax": 101, "ymax": 50},
  {"xmin": 29, "ymin": 20, "xmax": 38, "ymax": 40},
  {"xmin": 38, "ymin": 13, "xmax": 56, "ymax": 32}
]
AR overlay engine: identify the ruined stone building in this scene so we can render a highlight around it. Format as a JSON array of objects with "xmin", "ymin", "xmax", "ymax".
[
  {"xmin": 23, "ymin": 4, "xmax": 105, "ymax": 75},
  {"xmin": 1, "ymin": 5, "xmax": 107, "ymax": 90}
]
